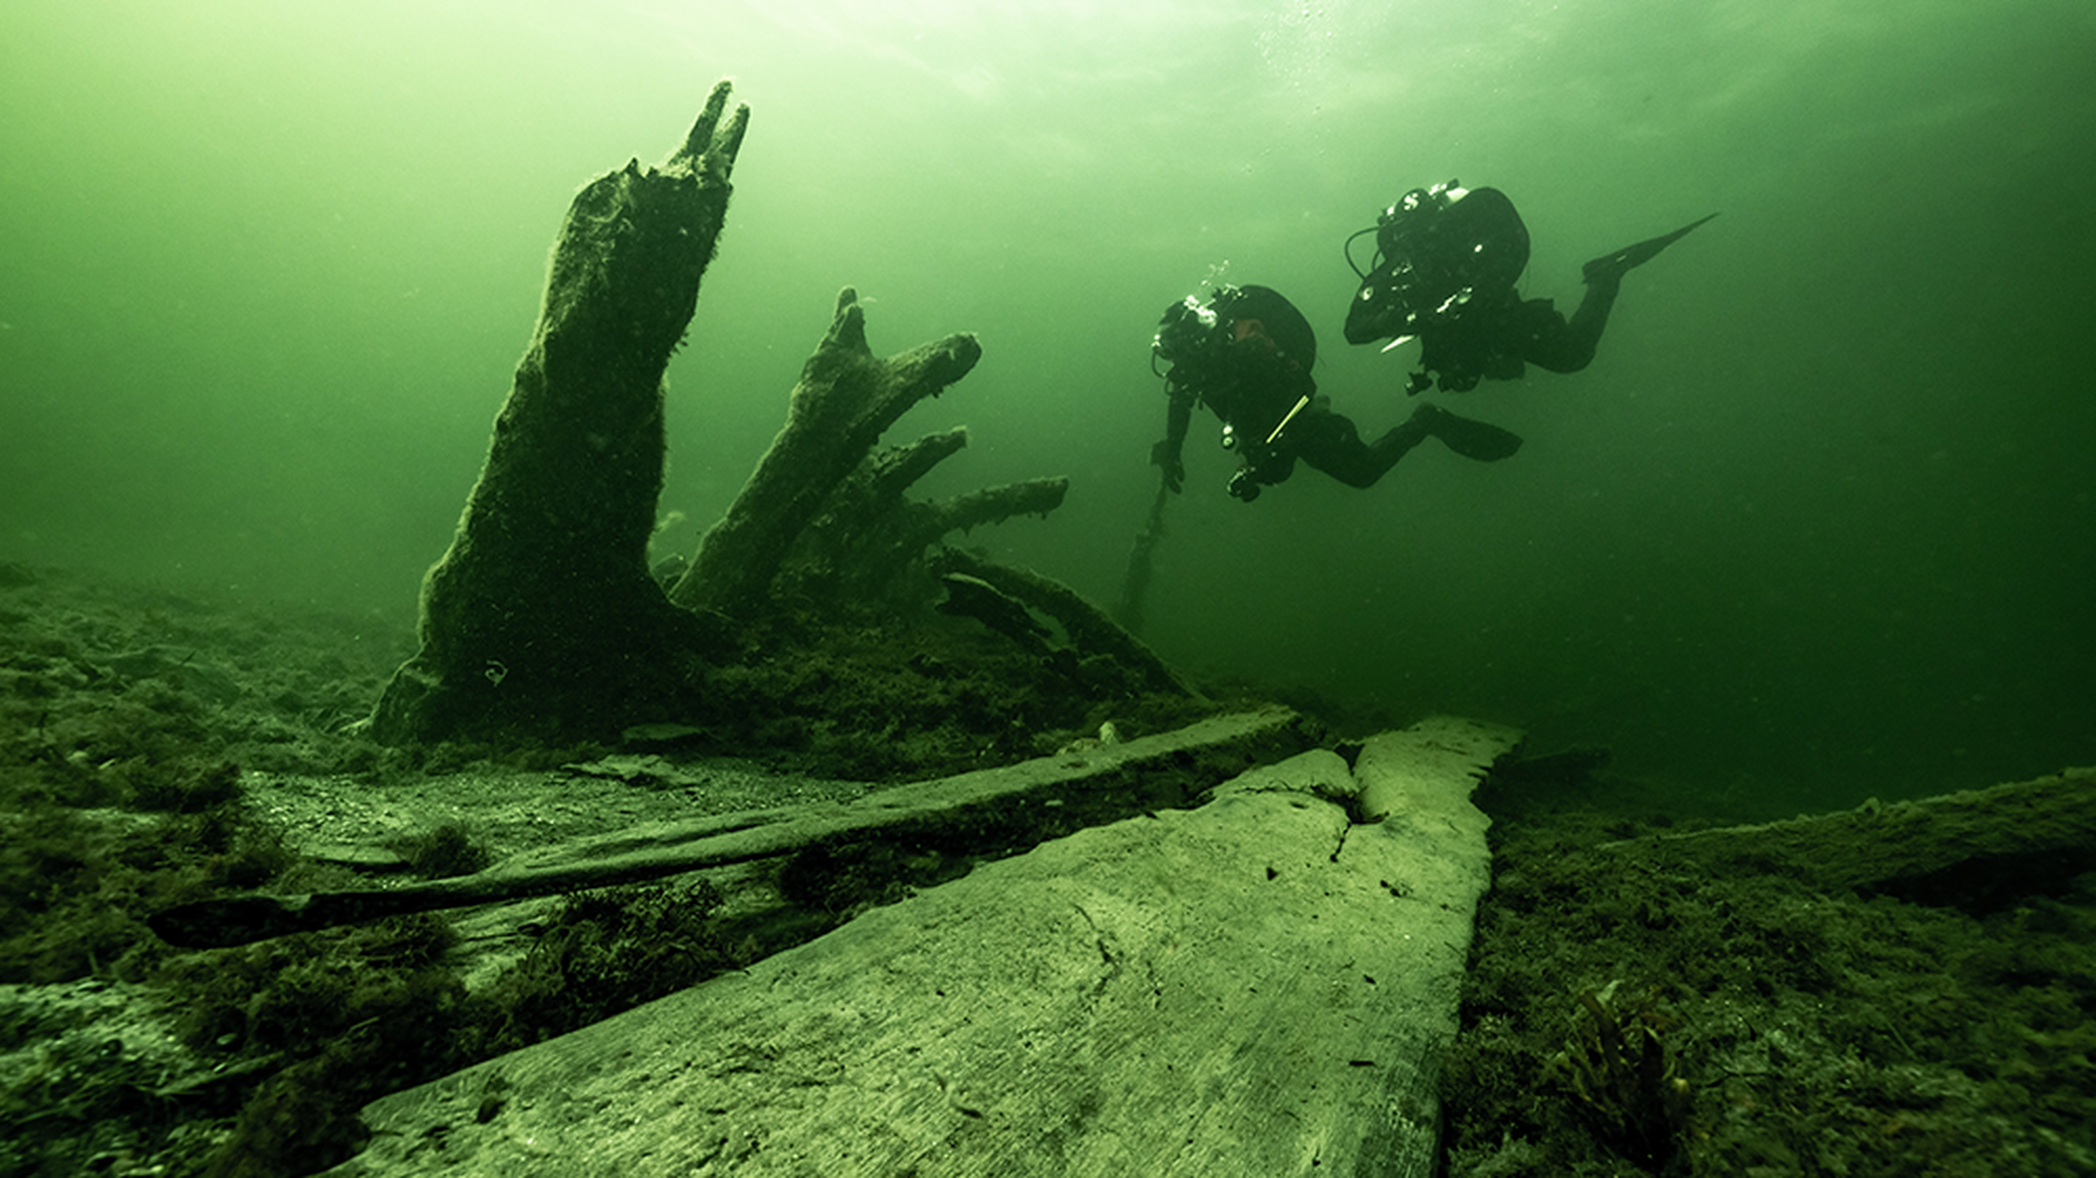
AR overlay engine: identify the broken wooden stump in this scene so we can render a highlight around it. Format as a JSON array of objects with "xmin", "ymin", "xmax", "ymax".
[
  {"xmin": 931, "ymin": 545, "xmax": 1194, "ymax": 700},
  {"xmin": 360, "ymin": 85, "xmax": 1078, "ymax": 752},
  {"xmin": 778, "ymin": 427, "xmax": 1070, "ymax": 607},
  {"xmin": 670, "ymin": 288, "xmax": 985, "ymax": 618},
  {"xmin": 368, "ymin": 83, "xmax": 748, "ymax": 745},
  {"xmin": 321, "ymin": 717, "xmax": 1521, "ymax": 1177}
]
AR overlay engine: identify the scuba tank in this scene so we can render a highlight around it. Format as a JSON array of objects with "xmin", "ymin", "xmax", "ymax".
[{"xmin": 1344, "ymin": 182, "xmax": 1531, "ymax": 347}]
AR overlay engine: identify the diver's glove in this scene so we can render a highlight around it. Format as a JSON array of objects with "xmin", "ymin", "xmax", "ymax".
[{"xmin": 1227, "ymin": 469, "xmax": 1262, "ymax": 502}]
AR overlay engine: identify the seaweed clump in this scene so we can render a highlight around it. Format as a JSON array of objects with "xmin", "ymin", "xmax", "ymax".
[
  {"xmin": 386, "ymin": 821, "xmax": 494, "ymax": 879},
  {"xmin": 1544, "ymin": 983, "xmax": 1691, "ymax": 1171},
  {"xmin": 481, "ymin": 878, "xmax": 749, "ymax": 1049},
  {"xmin": 100, "ymin": 880, "xmax": 752, "ymax": 1177},
  {"xmin": 166, "ymin": 914, "xmax": 476, "ymax": 1177}
]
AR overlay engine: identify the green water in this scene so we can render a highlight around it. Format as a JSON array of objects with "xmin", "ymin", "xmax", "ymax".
[{"xmin": 3, "ymin": 0, "xmax": 2091, "ymax": 810}]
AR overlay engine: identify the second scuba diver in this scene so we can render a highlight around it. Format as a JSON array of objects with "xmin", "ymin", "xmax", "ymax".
[{"xmin": 1345, "ymin": 180, "xmax": 1716, "ymax": 394}]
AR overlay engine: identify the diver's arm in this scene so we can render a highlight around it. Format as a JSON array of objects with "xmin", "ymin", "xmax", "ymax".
[{"xmin": 1150, "ymin": 380, "xmax": 1193, "ymax": 493}]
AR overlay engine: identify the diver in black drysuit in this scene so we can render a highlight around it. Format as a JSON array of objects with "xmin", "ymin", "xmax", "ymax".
[
  {"xmin": 1343, "ymin": 180, "xmax": 1717, "ymax": 394},
  {"xmin": 1148, "ymin": 283, "xmax": 1523, "ymax": 502},
  {"xmin": 1145, "ymin": 188, "xmax": 1712, "ymax": 502}
]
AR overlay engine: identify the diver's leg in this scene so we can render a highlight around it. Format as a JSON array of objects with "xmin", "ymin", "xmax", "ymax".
[
  {"xmin": 1293, "ymin": 411, "xmax": 1394, "ymax": 488},
  {"xmin": 1529, "ymin": 212, "xmax": 1718, "ymax": 375},
  {"xmin": 1410, "ymin": 404, "xmax": 1523, "ymax": 462},
  {"xmin": 1581, "ymin": 212, "xmax": 1718, "ymax": 285},
  {"xmin": 1524, "ymin": 283, "xmax": 1617, "ymax": 374},
  {"xmin": 1297, "ymin": 405, "xmax": 1519, "ymax": 488}
]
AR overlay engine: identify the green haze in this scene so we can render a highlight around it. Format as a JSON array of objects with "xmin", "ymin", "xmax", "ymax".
[{"xmin": 3, "ymin": 0, "xmax": 2092, "ymax": 810}]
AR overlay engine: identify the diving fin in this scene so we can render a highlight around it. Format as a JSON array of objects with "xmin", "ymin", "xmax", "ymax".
[
  {"xmin": 1582, "ymin": 212, "xmax": 1718, "ymax": 285},
  {"xmin": 1415, "ymin": 404, "xmax": 1524, "ymax": 462}
]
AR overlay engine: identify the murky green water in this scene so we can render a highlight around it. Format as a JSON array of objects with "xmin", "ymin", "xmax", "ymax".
[{"xmin": 4, "ymin": 0, "xmax": 2090, "ymax": 810}]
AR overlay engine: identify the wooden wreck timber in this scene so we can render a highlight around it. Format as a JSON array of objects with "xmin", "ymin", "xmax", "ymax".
[
  {"xmin": 150, "ymin": 707, "xmax": 1317, "ymax": 950},
  {"xmin": 322, "ymin": 716, "xmax": 1523, "ymax": 1177},
  {"xmin": 676, "ymin": 297, "xmax": 1072, "ymax": 618},
  {"xmin": 1596, "ymin": 765, "xmax": 2096, "ymax": 908},
  {"xmin": 366, "ymin": 83, "xmax": 1082, "ymax": 748},
  {"xmin": 368, "ymin": 84, "xmax": 747, "ymax": 746}
]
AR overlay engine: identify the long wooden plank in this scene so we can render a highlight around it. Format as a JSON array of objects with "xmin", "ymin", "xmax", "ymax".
[
  {"xmin": 1598, "ymin": 766, "xmax": 2096, "ymax": 906},
  {"xmin": 148, "ymin": 706, "xmax": 1310, "ymax": 948},
  {"xmin": 325, "ymin": 717, "xmax": 1522, "ymax": 1178}
]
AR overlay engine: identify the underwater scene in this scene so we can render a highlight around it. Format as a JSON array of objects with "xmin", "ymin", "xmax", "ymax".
[{"xmin": 3, "ymin": 1, "xmax": 2092, "ymax": 1174}]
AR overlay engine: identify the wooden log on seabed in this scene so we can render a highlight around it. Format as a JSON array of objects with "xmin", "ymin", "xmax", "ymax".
[
  {"xmin": 1597, "ymin": 766, "xmax": 2096, "ymax": 909},
  {"xmin": 150, "ymin": 707, "xmax": 1315, "ymax": 949},
  {"xmin": 322, "ymin": 716, "xmax": 1523, "ymax": 1178}
]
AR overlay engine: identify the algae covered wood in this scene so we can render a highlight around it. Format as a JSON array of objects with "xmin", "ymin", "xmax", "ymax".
[
  {"xmin": 368, "ymin": 84, "xmax": 748, "ymax": 744},
  {"xmin": 324, "ymin": 717, "xmax": 1521, "ymax": 1178},
  {"xmin": 669, "ymin": 287, "xmax": 984, "ymax": 618},
  {"xmin": 931, "ymin": 545, "xmax": 1193, "ymax": 698},
  {"xmin": 149, "ymin": 707, "xmax": 1312, "ymax": 949},
  {"xmin": 1601, "ymin": 766, "xmax": 2096, "ymax": 906},
  {"xmin": 779, "ymin": 427, "xmax": 1071, "ymax": 606}
]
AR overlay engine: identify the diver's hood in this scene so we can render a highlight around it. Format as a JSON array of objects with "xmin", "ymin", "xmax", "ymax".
[
  {"xmin": 1345, "ymin": 185, "xmax": 1530, "ymax": 346},
  {"xmin": 1226, "ymin": 284, "xmax": 1317, "ymax": 371}
]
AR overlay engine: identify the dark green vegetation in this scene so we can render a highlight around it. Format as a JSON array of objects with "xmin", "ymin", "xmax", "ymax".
[
  {"xmin": 1444, "ymin": 767, "xmax": 2096, "ymax": 1177},
  {"xmin": 152, "ymin": 881, "xmax": 752, "ymax": 1178},
  {"xmin": 0, "ymin": 564, "xmax": 404, "ymax": 1174}
]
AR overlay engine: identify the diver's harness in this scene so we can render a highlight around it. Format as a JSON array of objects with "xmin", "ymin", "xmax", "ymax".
[
  {"xmin": 1343, "ymin": 180, "xmax": 1528, "ymax": 395},
  {"xmin": 1151, "ymin": 285, "xmax": 1311, "ymax": 501}
]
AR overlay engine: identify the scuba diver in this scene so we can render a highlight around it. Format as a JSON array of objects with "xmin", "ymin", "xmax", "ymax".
[
  {"xmin": 1148, "ymin": 283, "xmax": 1522, "ymax": 502},
  {"xmin": 1345, "ymin": 181, "xmax": 1715, "ymax": 394},
  {"xmin": 1118, "ymin": 188, "xmax": 1713, "ymax": 628}
]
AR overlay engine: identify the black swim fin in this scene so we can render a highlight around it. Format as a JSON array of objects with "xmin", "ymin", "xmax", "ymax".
[
  {"xmin": 1416, "ymin": 404, "xmax": 1523, "ymax": 462},
  {"xmin": 1582, "ymin": 212, "xmax": 1718, "ymax": 285}
]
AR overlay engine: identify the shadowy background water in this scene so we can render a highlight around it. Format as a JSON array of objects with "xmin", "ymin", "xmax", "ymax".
[{"xmin": 4, "ymin": 0, "xmax": 2091, "ymax": 812}]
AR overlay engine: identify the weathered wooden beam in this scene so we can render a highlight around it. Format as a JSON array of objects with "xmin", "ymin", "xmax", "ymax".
[
  {"xmin": 323, "ymin": 717, "xmax": 1523, "ymax": 1177},
  {"xmin": 1598, "ymin": 766, "xmax": 2096, "ymax": 909},
  {"xmin": 932, "ymin": 545, "xmax": 1194, "ymax": 699},
  {"xmin": 150, "ymin": 707, "xmax": 1314, "ymax": 949}
]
